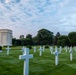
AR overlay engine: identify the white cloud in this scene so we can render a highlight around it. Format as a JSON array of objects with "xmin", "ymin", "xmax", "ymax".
[{"xmin": 0, "ymin": 0, "xmax": 76, "ymax": 38}]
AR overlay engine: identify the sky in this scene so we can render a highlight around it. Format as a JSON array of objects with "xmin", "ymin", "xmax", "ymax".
[{"xmin": 0, "ymin": 0, "xmax": 76, "ymax": 38}]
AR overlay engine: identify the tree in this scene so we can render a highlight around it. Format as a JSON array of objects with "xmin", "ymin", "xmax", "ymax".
[
  {"xmin": 12, "ymin": 38, "xmax": 21, "ymax": 46},
  {"xmin": 20, "ymin": 39, "xmax": 26, "ymax": 46},
  {"xmin": 16, "ymin": 39, "xmax": 21, "ymax": 46},
  {"xmin": 58, "ymin": 35, "xmax": 70, "ymax": 46},
  {"xmin": 12, "ymin": 38, "xmax": 16, "ymax": 46},
  {"xmin": 26, "ymin": 34, "xmax": 33, "ymax": 45},
  {"xmin": 58, "ymin": 35, "xmax": 68, "ymax": 40},
  {"xmin": 56, "ymin": 32, "xmax": 60, "ymax": 37},
  {"xmin": 57, "ymin": 40, "xmax": 61, "ymax": 46},
  {"xmin": 32, "ymin": 36, "xmax": 39, "ymax": 45},
  {"xmin": 37, "ymin": 29, "xmax": 54, "ymax": 45},
  {"xmin": 61, "ymin": 39, "xmax": 67, "ymax": 47},
  {"xmin": 26, "ymin": 34, "xmax": 32, "ymax": 39},
  {"xmin": 54, "ymin": 32, "xmax": 60, "ymax": 45},
  {"xmin": 68, "ymin": 32, "xmax": 76, "ymax": 46}
]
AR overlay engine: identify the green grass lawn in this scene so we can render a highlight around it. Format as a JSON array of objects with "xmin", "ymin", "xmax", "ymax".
[{"xmin": 0, "ymin": 46, "xmax": 76, "ymax": 75}]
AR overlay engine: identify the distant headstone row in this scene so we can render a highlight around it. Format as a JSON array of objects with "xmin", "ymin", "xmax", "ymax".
[{"xmin": 0, "ymin": 46, "xmax": 75, "ymax": 75}]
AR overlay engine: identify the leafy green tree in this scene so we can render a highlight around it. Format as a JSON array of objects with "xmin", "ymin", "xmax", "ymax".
[
  {"xmin": 56, "ymin": 32, "xmax": 60, "ymax": 37},
  {"xmin": 58, "ymin": 35, "xmax": 68, "ymax": 40},
  {"xmin": 57, "ymin": 40, "xmax": 61, "ymax": 46},
  {"xmin": 61, "ymin": 39, "xmax": 67, "ymax": 47},
  {"xmin": 12, "ymin": 38, "xmax": 21, "ymax": 46},
  {"xmin": 68, "ymin": 32, "xmax": 76, "ymax": 45},
  {"xmin": 58, "ymin": 35, "xmax": 70, "ymax": 46},
  {"xmin": 12, "ymin": 38, "xmax": 16, "ymax": 46},
  {"xmin": 14, "ymin": 41, "xmax": 17, "ymax": 46},
  {"xmin": 32, "ymin": 36, "xmax": 39, "ymax": 45},
  {"xmin": 26, "ymin": 34, "xmax": 33, "ymax": 45},
  {"xmin": 26, "ymin": 34, "xmax": 32, "ymax": 39},
  {"xmin": 16, "ymin": 39, "xmax": 21, "ymax": 46},
  {"xmin": 37, "ymin": 29, "xmax": 54, "ymax": 45},
  {"xmin": 20, "ymin": 39, "xmax": 26, "ymax": 46},
  {"xmin": 54, "ymin": 32, "xmax": 60, "ymax": 45}
]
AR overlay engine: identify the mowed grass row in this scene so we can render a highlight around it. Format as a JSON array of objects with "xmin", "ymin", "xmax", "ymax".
[{"xmin": 0, "ymin": 46, "xmax": 76, "ymax": 75}]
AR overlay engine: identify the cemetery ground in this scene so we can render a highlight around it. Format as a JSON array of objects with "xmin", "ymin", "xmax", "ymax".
[{"xmin": 0, "ymin": 46, "xmax": 76, "ymax": 75}]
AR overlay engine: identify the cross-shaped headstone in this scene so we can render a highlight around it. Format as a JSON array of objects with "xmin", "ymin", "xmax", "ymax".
[
  {"xmin": 50, "ymin": 46, "xmax": 54, "ymax": 54},
  {"xmin": 19, "ymin": 48, "xmax": 33, "ymax": 75},
  {"xmin": 59, "ymin": 46, "xmax": 62, "ymax": 53},
  {"xmin": 39, "ymin": 46, "xmax": 43, "ymax": 56},
  {"xmin": 64, "ymin": 46, "xmax": 68, "ymax": 53},
  {"xmin": 34, "ymin": 46, "xmax": 36, "ymax": 53},
  {"xmin": 69, "ymin": 47, "xmax": 73, "ymax": 61},
  {"xmin": 53, "ymin": 46, "xmax": 60, "ymax": 65},
  {"xmin": 6, "ymin": 46, "xmax": 11, "ymax": 55},
  {"xmin": 21, "ymin": 46, "xmax": 25, "ymax": 54}
]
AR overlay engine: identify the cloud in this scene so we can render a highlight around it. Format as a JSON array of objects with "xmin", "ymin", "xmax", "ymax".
[
  {"xmin": 1, "ymin": 0, "xmax": 20, "ymax": 3},
  {"xmin": 0, "ymin": 0, "xmax": 76, "ymax": 38}
]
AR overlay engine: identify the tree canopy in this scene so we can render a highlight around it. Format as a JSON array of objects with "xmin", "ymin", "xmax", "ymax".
[
  {"xmin": 12, "ymin": 29, "xmax": 76, "ymax": 46},
  {"xmin": 37, "ymin": 29, "xmax": 54, "ymax": 45},
  {"xmin": 68, "ymin": 32, "xmax": 76, "ymax": 45}
]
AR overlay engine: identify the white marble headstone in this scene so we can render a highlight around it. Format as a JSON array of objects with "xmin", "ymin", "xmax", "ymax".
[
  {"xmin": 34, "ymin": 46, "xmax": 36, "ymax": 53},
  {"xmin": 64, "ymin": 46, "xmax": 68, "ymax": 53},
  {"xmin": 53, "ymin": 46, "xmax": 60, "ymax": 65},
  {"xmin": 19, "ymin": 48, "xmax": 33, "ymax": 75},
  {"xmin": 50, "ymin": 46, "xmax": 54, "ymax": 54},
  {"xmin": 39, "ymin": 46, "xmax": 43, "ymax": 56},
  {"xmin": 6, "ymin": 46, "xmax": 11, "ymax": 55},
  {"xmin": 59, "ymin": 46, "xmax": 62, "ymax": 53},
  {"xmin": 69, "ymin": 47, "xmax": 73, "ymax": 61},
  {"xmin": 21, "ymin": 46, "xmax": 25, "ymax": 54}
]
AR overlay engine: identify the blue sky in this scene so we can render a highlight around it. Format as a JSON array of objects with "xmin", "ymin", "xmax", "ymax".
[{"xmin": 0, "ymin": 0, "xmax": 76, "ymax": 38}]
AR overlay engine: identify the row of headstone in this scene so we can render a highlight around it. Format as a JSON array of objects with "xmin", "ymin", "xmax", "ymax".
[
  {"xmin": 19, "ymin": 46, "xmax": 74, "ymax": 75},
  {"xmin": 50, "ymin": 46, "xmax": 74, "ymax": 54},
  {"xmin": 53, "ymin": 46, "xmax": 73, "ymax": 65},
  {"xmin": 0, "ymin": 46, "xmax": 74, "ymax": 75},
  {"xmin": 50, "ymin": 46, "xmax": 62, "ymax": 54},
  {"xmin": 33, "ymin": 46, "xmax": 45, "ymax": 56},
  {"xmin": 33, "ymin": 46, "xmax": 74, "ymax": 59},
  {"xmin": 0, "ymin": 46, "xmax": 11, "ymax": 55}
]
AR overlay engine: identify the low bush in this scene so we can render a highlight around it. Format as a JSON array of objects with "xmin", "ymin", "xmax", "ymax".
[
  {"xmin": 45, "ymin": 45, "xmax": 49, "ymax": 48},
  {"xmin": 26, "ymin": 45, "xmax": 32, "ymax": 49},
  {"xmin": 0, "ymin": 46, "xmax": 2, "ymax": 50}
]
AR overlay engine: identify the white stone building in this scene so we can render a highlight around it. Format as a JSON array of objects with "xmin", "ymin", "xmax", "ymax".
[{"xmin": 0, "ymin": 29, "xmax": 12, "ymax": 46}]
